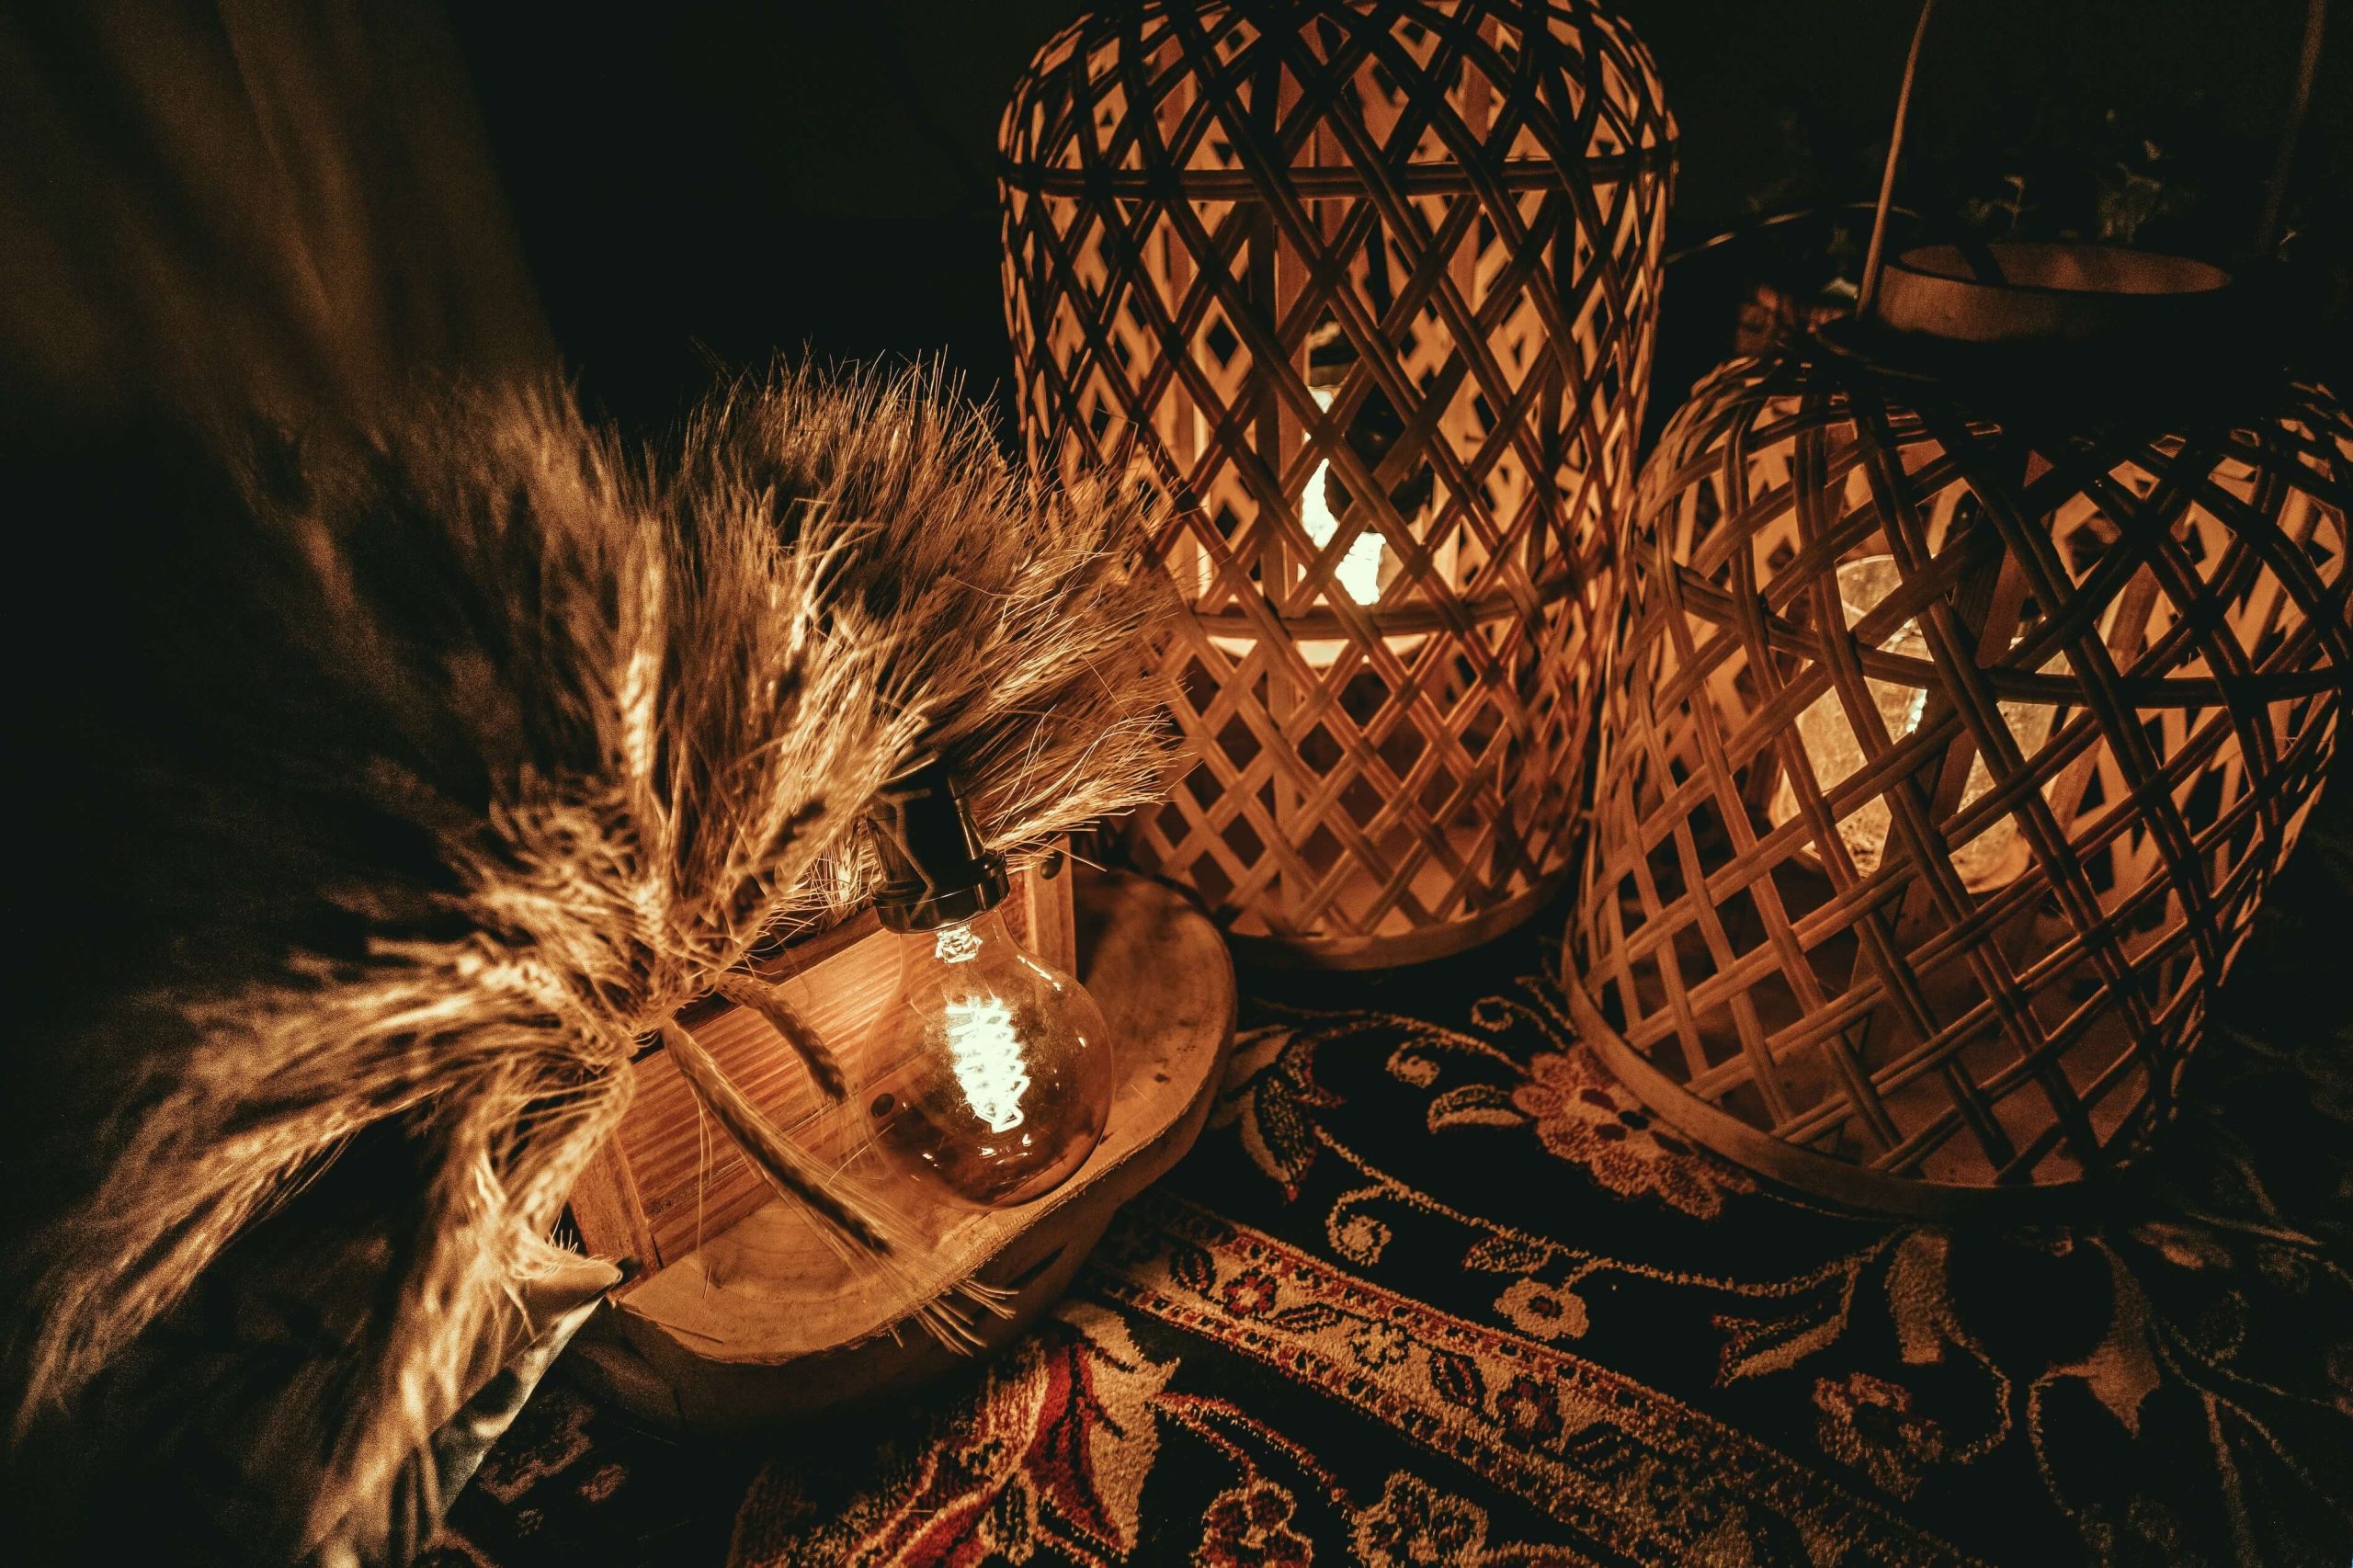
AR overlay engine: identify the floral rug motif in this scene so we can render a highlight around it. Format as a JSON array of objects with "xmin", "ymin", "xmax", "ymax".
[{"xmin": 440, "ymin": 821, "xmax": 2353, "ymax": 1568}]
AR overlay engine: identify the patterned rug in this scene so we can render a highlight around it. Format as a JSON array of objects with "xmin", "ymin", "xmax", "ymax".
[{"xmin": 434, "ymin": 811, "xmax": 2353, "ymax": 1567}]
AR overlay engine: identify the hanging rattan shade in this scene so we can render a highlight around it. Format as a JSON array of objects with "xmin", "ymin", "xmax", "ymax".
[
  {"xmin": 999, "ymin": 0, "xmax": 1673, "ymax": 966},
  {"xmin": 1567, "ymin": 328, "xmax": 2352, "ymax": 1212}
]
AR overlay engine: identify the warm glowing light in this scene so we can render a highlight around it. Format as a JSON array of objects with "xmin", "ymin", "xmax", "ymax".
[
  {"xmin": 1772, "ymin": 555, "xmax": 2057, "ymax": 891},
  {"xmin": 864, "ymin": 906, "xmax": 1113, "ymax": 1208},
  {"xmin": 1302, "ymin": 386, "xmax": 1385, "ymax": 607},
  {"xmin": 941, "ymin": 994, "xmax": 1030, "ymax": 1133}
]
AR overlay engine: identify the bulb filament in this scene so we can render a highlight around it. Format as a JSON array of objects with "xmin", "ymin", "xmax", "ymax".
[{"xmin": 942, "ymin": 994, "xmax": 1030, "ymax": 1133}]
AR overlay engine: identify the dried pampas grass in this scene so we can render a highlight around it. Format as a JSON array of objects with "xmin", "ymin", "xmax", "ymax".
[{"xmin": 5, "ymin": 362, "xmax": 1177, "ymax": 1559}]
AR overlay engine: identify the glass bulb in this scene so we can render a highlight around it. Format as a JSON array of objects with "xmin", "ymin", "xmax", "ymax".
[
  {"xmin": 1771, "ymin": 556, "xmax": 2059, "ymax": 891},
  {"xmin": 860, "ymin": 908, "xmax": 1114, "ymax": 1209}
]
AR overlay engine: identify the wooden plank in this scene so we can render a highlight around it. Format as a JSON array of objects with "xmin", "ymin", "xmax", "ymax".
[
  {"xmin": 568, "ymin": 855, "xmax": 1075, "ymax": 1264},
  {"xmin": 563, "ymin": 1131, "xmax": 656, "ymax": 1268}
]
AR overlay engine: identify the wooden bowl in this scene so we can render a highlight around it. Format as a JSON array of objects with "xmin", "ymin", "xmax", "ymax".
[{"xmin": 562, "ymin": 870, "xmax": 1234, "ymax": 1431}]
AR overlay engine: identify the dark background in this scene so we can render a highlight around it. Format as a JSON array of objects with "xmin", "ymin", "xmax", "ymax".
[{"xmin": 444, "ymin": 0, "xmax": 2353, "ymax": 439}]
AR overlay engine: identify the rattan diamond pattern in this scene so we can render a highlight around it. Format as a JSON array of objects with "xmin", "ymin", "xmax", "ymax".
[
  {"xmin": 1565, "ymin": 349, "xmax": 2353, "ymax": 1210},
  {"xmin": 1000, "ymin": 0, "xmax": 1673, "ymax": 965}
]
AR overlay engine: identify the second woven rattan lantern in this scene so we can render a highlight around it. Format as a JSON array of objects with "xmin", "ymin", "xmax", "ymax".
[
  {"xmin": 1567, "ymin": 243, "xmax": 2352, "ymax": 1212},
  {"xmin": 1000, "ymin": 0, "xmax": 1673, "ymax": 965}
]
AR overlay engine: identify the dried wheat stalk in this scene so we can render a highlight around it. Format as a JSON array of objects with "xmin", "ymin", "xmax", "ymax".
[
  {"xmin": 681, "ymin": 361, "xmax": 1180, "ymax": 926},
  {"xmin": 6, "ymin": 361, "xmax": 1179, "ymax": 1556}
]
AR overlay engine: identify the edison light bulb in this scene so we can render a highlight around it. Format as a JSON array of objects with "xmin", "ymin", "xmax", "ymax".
[
  {"xmin": 863, "ymin": 908, "xmax": 1113, "ymax": 1208},
  {"xmin": 858, "ymin": 755, "xmax": 1114, "ymax": 1209}
]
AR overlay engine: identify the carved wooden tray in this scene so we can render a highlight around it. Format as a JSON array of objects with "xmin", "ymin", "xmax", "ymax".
[{"xmin": 562, "ymin": 870, "xmax": 1234, "ymax": 1431}]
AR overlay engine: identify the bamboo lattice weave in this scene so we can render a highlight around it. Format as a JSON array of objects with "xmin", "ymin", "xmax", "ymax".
[
  {"xmin": 1000, "ymin": 0, "xmax": 1673, "ymax": 964},
  {"xmin": 1567, "ymin": 348, "xmax": 2353, "ymax": 1209}
]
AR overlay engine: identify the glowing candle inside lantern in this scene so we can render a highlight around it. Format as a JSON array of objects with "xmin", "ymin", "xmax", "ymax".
[
  {"xmin": 1302, "ymin": 385, "xmax": 1386, "ymax": 608},
  {"xmin": 1771, "ymin": 556, "xmax": 2057, "ymax": 891}
]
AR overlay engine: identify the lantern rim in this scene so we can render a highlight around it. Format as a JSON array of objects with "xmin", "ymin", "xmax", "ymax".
[
  {"xmin": 1563, "ymin": 976, "xmax": 2138, "ymax": 1218},
  {"xmin": 1892, "ymin": 242, "xmax": 2229, "ymax": 299},
  {"xmin": 995, "ymin": 152, "xmax": 1674, "ymax": 201},
  {"xmin": 997, "ymin": 0, "xmax": 1677, "ymax": 199},
  {"xmin": 1869, "ymin": 240, "xmax": 2234, "ymax": 348}
]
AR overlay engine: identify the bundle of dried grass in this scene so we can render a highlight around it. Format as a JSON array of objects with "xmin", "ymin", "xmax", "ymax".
[
  {"xmin": 3, "ymin": 364, "xmax": 1177, "ymax": 1561},
  {"xmin": 688, "ymin": 362, "xmax": 1180, "ymax": 927}
]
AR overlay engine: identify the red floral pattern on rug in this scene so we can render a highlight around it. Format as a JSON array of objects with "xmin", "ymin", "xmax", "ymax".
[
  {"xmin": 1349, "ymin": 1472, "xmax": 1490, "ymax": 1567},
  {"xmin": 1195, "ymin": 1479, "xmax": 1310, "ymax": 1568},
  {"xmin": 1509, "ymin": 1048, "xmax": 1750, "ymax": 1219},
  {"xmin": 731, "ymin": 1304, "xmax": 1170, "ymax": 1568}
]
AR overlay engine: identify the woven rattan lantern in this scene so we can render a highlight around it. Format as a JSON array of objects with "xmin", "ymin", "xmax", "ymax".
[
  {"xmin": 1566, "ymin": 241, "xmax": 2353, "ymax": 1210},
  {"xmin": 1000, "ymin": 0, "xmax": 1673, "ymax": 965}
]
